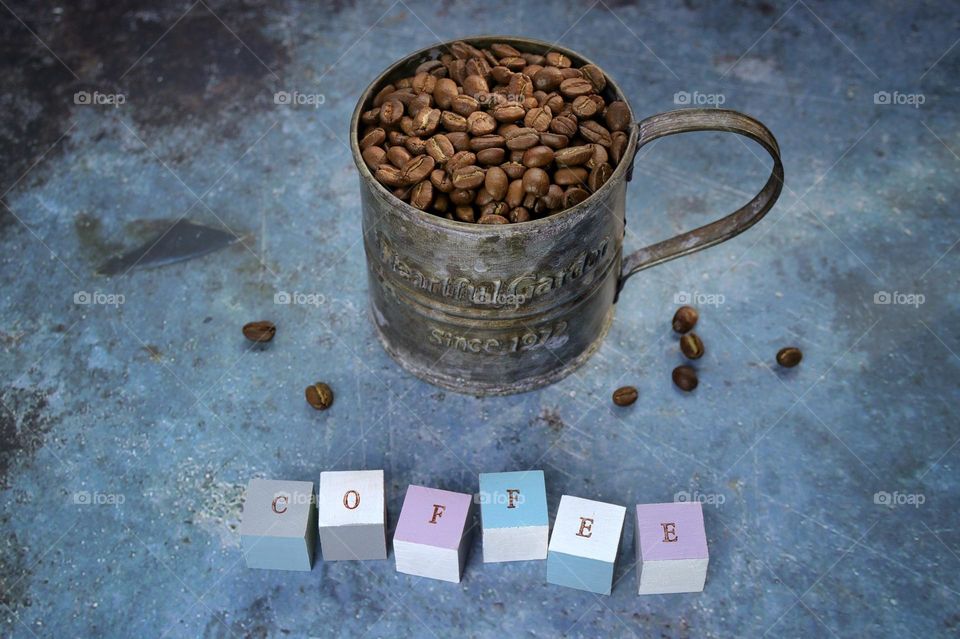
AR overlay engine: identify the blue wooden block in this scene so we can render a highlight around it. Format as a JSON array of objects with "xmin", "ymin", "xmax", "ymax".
[
  {"xmin": 478, "ymin": 470, "xmax": 549, "ymax": 562},
  {"xmin": 240, "ymin": 479, "xmax": 317, "ymax": 571},
  {"xmin": 546, "ymin": 495, "xmax": 625, "ymax": 595}
]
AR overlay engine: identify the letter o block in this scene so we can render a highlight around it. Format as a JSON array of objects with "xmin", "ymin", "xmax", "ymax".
[
  {"xmin": 393, "ymin": 485, "xmax": 474, "ymax": 583},
  {"xmin": 317, "ymin": 470, "xmax": 387, "ymax": 560},
  {"xmin": 547, "ymin": 495, "xmax": 626, "ymax": 595},
  {"xmin": 240, "ymin": 479, "xmax": 317, "ymax": 571},
  {"xmin": 635, "ymin": 502, "xmax": 709, "ymax": 594}
]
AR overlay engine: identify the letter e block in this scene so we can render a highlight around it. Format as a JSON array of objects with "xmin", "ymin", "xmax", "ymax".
[
  {"xmin": 547, "ymin": 495, "xmax": 625, "ymax": 595},
  {"xmin": 635, "ymin": 502, "xmax": 709, "ymax": 594},
  {"xmin": 478, "ymin": 470, "xmax": 548, "ymax": 562},
  {"xmin": 240, "ymin": 479, "xmax": 317, "ymax": 571},
  {"xmin": 317, "ymin": 470, "xmax": 387, "ymax": 560},
  {"xmin": 393, "ymin": 485, "xmax": 474, "ymax": 583}
]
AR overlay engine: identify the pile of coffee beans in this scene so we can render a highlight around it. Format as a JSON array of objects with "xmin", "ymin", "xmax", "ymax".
[{"xmin": 358, "ymin": 41, "xmax": 631, "ymax": 224}]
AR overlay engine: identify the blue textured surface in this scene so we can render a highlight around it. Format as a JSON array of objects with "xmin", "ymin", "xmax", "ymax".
[
  {"xmin": 479, "ymin": 470, "xmax": 548, "ymax": 529},
  {"xmin": 2, "ymin": 1, "xmax": 959, "ymax": 637}
]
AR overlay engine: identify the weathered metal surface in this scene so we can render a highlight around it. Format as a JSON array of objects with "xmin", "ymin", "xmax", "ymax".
[{"xmin": 351, "ymin": 36, "xmax": 783, "ymax": 395}]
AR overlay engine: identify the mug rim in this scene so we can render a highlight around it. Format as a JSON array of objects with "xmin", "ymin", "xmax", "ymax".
[{"xmin": 349, "ymin": 35, "xmax": 639, "ymax": 235}]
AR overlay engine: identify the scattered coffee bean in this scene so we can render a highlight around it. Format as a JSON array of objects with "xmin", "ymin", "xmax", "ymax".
[
  {"xmin": 360, "ymin": 41, "xmax": 632, "ymax": 223},
  {"xmin": 680, "ymin": 333, "xmax": 704, "ymax": 359},
  {"xmin": 612, "ymin": 385, "xmax": 638, "ymax": 406},
  {"xmin": 305, "ymin": 382, "xmax": 334, "ymax": 410},
  {"xmin": 672, "ymin": 306, "xmax": 699, "ymax": 333},
  {"xmin": 242, "ymin": 320, "xmax": 276, "ymax": 343},
  {"xmin": 672, "ymin": 366, "xmax": 698, "ymax": 391},
  {"xmin": 776, "ymin": 346, "xmax": 803, "ymax": 368}
]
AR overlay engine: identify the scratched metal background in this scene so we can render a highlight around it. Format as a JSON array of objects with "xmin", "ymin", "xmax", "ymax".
[{"xmin": 1, "ymin": 1, "xmax": 958, "ymax": 637}]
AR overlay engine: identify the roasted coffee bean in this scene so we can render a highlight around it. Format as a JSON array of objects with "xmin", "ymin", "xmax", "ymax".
[
  {"xmin": 672, "ymin": 306, "xmax": 698, "ymax": 333},
  {"xmin": 363, "ymin": 42, "xmax": 631, "ymax": 222},
  {"xmin": 580, "ymin": 120, "xmax": 612, "ymax": 146},
  {"xmin": 484, "ymin": 166, "xmax": 509, "ymax": 201},
  {"xmin": 680, "ymin": 333, "xmax": 704, "ymax": 359},
  {"xmin": 672, "ymin": 366, "xmax": 698, "ymax": 392},
  {"xmin": 305, "ymin": 382, "xmax": 334, "ymax": 410},
  {"xmin": 454, "ymin": 205, "xmax": 476, "ymax": 223},
  {"xmin": 612, "ymin": 385, "xmax": 638, "ymax": 407},
  {"xmin": 776, "ymin": 347, "xmax": 803, "ymax": 368},
  {"xmin": 588, "ymin": 162, "xmax": 613, "ymax": 191},
  {"xmin": 554, "ymin": 145, "xmax": 593, "ymax": 166},
  {"xmin": 478, "ymin": 213, "xmax": 509, "ymax": 224},
  {"xmin": 522, "ymin": 145, "xmax": 554, "ymax": 168},
  {"xmin": 387, "ymin": 145, "xmax": 412, "ymax": 168},
  {"xmin": 509, "ymin": 206, "xmax": 530, "ymax": 223},
  {"xmin": 452, "ymin": 165, "xmax": 486, "ymax": 189},
  {"xmin": 555, "ymin": 167, "xmax": 588, "ymax": 186},
  {"xmin": 580, "ymin": 64, "xmax": 606, "ymax": 92},
  {"xmin": 425, "ymin": 134, "xmax": 455, "ymax": 164},
  {"xmin": 362, "ymin": 145, "xmax": 386, "ymax": 169},
  {"xmin": 401, "ymin": 154, "xmax": 435, "ymax": 185},
  {"xmin": 522, "ymin": 167, "xmax": 550, "ymax": 196},
  {"xmin": 605, "ymin": 100, "xmax": 631, "ymax": 131},
  {"xmin": 243, "ymin": 320, "xmax": 276, "ymax": 343}
]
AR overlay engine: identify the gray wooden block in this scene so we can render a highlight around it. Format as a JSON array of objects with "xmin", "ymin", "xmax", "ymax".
[
  {"xmin": 240, "ymin": 479, "xmax": 317, "ymax": 571},
  {"xmin": 317, "ymin": 470, "xmax": 388, "ymax": 560}
]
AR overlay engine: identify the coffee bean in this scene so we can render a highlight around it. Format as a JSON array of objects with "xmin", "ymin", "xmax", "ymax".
[
  {"xmin": 612, "ymin": 385, "xmax": 638, "ymax": 406},
  {"xmin": 478, "ymin": 213, "xmax": 509, "ymax": 224},
  {"xmin": 672, "ymin": 366, "xmax": 698, "ymax": 391},
  {"xmin": 363, "ymin": 42, "xmax": 632, "ymax": 222},
  {"xmin": 776, "ymin": 347, "xmax": 803, "ymax": 368},
  {"xmin": 305, "ymin": 382, "xmax": 334, "ymax": 410},
  {"xmin": 672, "ymin": 306, "xmax": 698, "ymax": 333},
  {"xmin": 243, "ymin": 320, "xmax": 276, "ymax": 343},
  {"xmin": 452, "ymin": 165, "xmax": 486, "ymax": 189},
  {"xmin": 680, "ymin": 333, "xmax": 704, "ymax": 359}
]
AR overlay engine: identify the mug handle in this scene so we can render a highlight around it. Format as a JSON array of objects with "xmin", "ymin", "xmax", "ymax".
[{"xmin": 617, "ymin": 108, "xmax": 784, "ymax": 294}]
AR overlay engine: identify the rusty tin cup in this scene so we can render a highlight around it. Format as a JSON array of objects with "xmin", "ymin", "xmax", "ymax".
[{"xmin": 351, "ymin": 36, "xmax": 783, "ymax": 395}]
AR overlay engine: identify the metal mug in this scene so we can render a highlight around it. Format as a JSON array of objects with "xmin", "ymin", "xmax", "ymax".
[{"xmin": 350, "ymin": 36, "xmax": 783, "ymax": 395}]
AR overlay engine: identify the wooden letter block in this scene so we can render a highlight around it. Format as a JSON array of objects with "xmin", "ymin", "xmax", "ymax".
[
  {"xmin": 635, "ymin": 502, "xmax": 709, "ymax": 594},
  {"xmin": 240, "ymin": 479, "xmax": 317, "ymax": 571},
  {"xmin": 393, "ymin": 485, "xmax": 474, "ymax": 583},
  {"xmin": 478, "ymin": 470, "xmax": 548, "ymax": 562},
  {"xmin": 317, "ymin": 470, "xmax": 387, "ymax": 561},
  {"xmin": 547, "ymin": 495, "xmax": 625, "ymax": 595}
]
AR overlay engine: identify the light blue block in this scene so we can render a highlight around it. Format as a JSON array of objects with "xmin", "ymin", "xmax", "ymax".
[
  {"xmin": 242, "ymin": 535, "xmax": 315, "ymax": 572},
  {"xmin": 478, "ymin": 470, "xmax": 548, "ymax": 529},
  {"xmin": 547, "ymin": 551, "xmax": 615, "ymax": 595}
]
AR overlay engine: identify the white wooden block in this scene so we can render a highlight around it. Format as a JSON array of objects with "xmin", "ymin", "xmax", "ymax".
[
  {"xmin": 635, "ymin": 502, "xmax": 709, "ymax": 594},
  {"xmin": 547, "ymin": 495, "xmax": 625, "ymax": 595},
  {"xmin": 317, "ymin": 470, "xmax": 387, "ymax": 560},
  {"xmin": 240, "ymin": 479, "xmax": 317, "ymax": 571}
]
